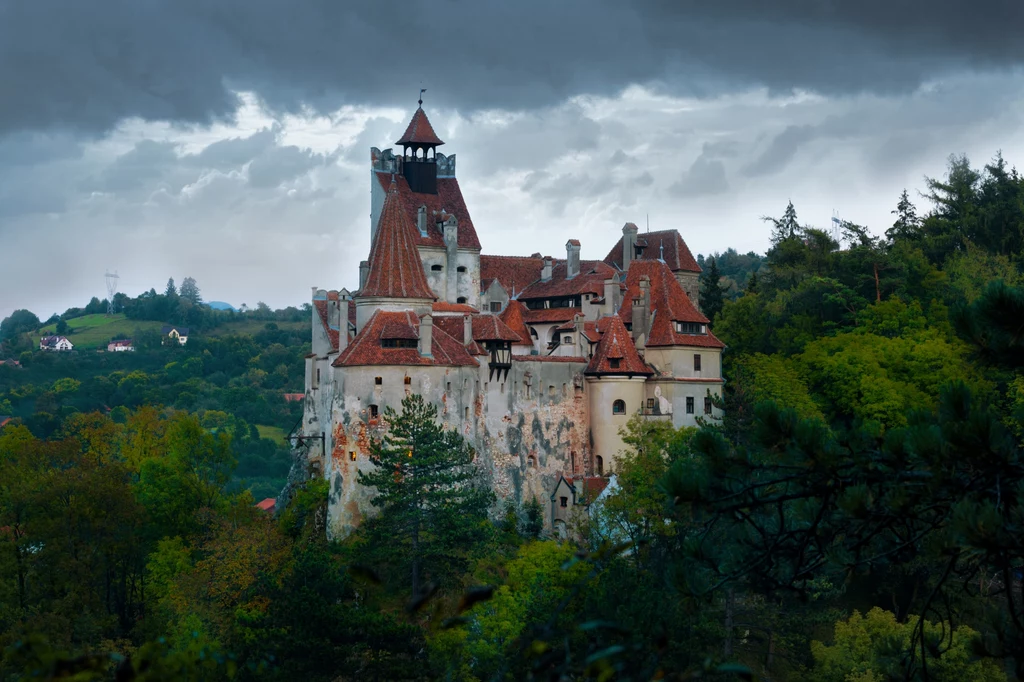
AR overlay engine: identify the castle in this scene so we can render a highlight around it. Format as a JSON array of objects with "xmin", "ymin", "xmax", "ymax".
[{"xmin": 300, "ymin": 104, "xmax": 724, "ymax": 538}]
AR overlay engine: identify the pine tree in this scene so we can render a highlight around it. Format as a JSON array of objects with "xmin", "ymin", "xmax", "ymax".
[
  {"xmin": 164, "ymin": 278, "xmax": 177, "ymax": 298},
  {"xmin": 700, "ymin": 257, "xmax": 726, "ymax": 324},
  {"xmin": 886, "ymin": 189, "xmax": 920, "ymax": 242},
  {"xmin": 762, "ymin": 200, "xmax": 801, "ymax": 246},
  {"xmin": 358, "ymin": 394, "xmax": 494, "ymax": 596},
  {"xmin": 746, "ymin": 271, "xmax": 759, "ymax": 295}
]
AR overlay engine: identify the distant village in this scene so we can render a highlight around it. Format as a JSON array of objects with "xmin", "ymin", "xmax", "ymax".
[{"xmin": 37, "ymin": 325, "xmax": 190, "ymax": 353}]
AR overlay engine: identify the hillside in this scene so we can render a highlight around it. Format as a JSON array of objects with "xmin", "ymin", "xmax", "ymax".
[{"xmin": 35, "ymin": 312, "xmax": 306, "ymax": 349}]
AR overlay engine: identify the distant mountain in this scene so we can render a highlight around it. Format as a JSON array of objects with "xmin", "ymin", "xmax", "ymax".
[{"xmin": 206, "ymin": 301, "xmax": 237, "ymax": 312}]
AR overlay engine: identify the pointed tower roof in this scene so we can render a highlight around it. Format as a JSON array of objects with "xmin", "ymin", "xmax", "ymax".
[
  {"xmin": 360, "ymin": 181, "xmax": 437, "ymax": 300},
  {"xmin": 396, "ymin": 107, "xmax": 444, "ymax": 146},
  {"xmin": 498, "ymin": 300, "xmax": 534, "ymax": 345},
  {"xmin": 585, "ymin": 315, "xmax": 652, "ymax": 376}
]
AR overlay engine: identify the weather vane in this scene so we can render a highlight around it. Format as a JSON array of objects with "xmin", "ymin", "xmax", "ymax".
[{"xmin": 419, "ymin": 88, "xmax": 426, "ymax": 106}]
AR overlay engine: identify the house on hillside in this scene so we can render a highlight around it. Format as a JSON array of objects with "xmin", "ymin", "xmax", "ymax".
[
  {"xmin": 0, "ymin": 416, "xmax": 13, "ymax": 430},
  {"xmin": 161, "ymin": 326, "xmax": 189, "ymax": 345},
  {"xmin": 283, "ymin": 393, "xmax": 304, "ymax": 403},
  {"xmin": 107, "ymin": 339, "xmax": 135, "ymax": 352},
  {"xmin": 39, "ymin": 336, "xmax": 74, "ymax": 352},
  {"xmin": 0, "ymin": 359, "xmax": 21, "ymax": 368},
  {"xmin": 255, "ymin": 498, "xmax": 277, "ymax": 513}
]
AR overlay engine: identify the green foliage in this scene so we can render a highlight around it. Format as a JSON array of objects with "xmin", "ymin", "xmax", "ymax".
[
  {"xmin": 809, "ymin": 608, "xmax": 1005, "ymax": 682},
  {"xmin": 701, "ymin": 257, "xmax": 726, "ymax": 323}
]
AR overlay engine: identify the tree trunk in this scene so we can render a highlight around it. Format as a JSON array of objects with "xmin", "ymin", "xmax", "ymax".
[
  {"xmin": 873, "ymin": 262, "xmax": 881, "ymax": 302},
  {"xmin": 723, "ymin": 588, "xmax": 735, "ymax": 658}
]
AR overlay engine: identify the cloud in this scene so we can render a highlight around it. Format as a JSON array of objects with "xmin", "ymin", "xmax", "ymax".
[
  {"xmin": 742, "ymin": 125, "xmax": 817, "ymax": 177},
  {"xmin": 671, "ymin": 153, "xmax": 729, "ymax": 197},
  {"xmin": 3, "ymin": 1, "xmax": 1024, "ymax": 138}
]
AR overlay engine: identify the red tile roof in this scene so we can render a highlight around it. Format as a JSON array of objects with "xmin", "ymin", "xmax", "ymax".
[
  {"xmin": 374, "ymin": 172, "xmax": 481, "ymax": 250},
  {"xmin": 0, "ymin": 417, "xmax": 12, "ymax": 429},
  {"xmin": 334, "ymin": 311, "xmax": 479, "ymax": 368},
  {"xmin": 618, "ymin": 261, "xmax": 724, "ymax": 348},
  {"xmin": 523, "ymin": 308, "xmax": 582, "ymax": 324},
  {"xmin": 396, "ymin": 107, "xmax": 444, "ymax": 146},
  {"xmin": 513, "ymin": 355, "xmax": 589, "ymax": 363},
  {"xmin": 603, "ymin": 229, "xmax": 702, "ymax": 273},
  {"xmin": 498, "ymin": 300, "xmax": 534, "ymax": 345},
  {"xmin": 432, "ymin": 302, "xmax": 478, "ymax": 314},
  {"xmin": 573, "ymin": 476, "xmax": 610, "ymax": 502},
  {"xmin": 480, "ymin": 255, "xmax": 544, "ymax": 296},
  {"xmin": 518, "ymin": 260, "xmax": 616, "ymax": 300},
  {"xmin": 585, "ymin": 315, "xmax": 652, "ymax": 376},
  {"xmin": 283, "ymin": 393, "xmax": 305, "ymax": 402},
  {"xmin": 361, "ymin": 181, "xmax": 437, "ymax": 300},
  {"xmin": 255, "ymin": 498, "xmax": 276, "ymax": 512},
  {"xmin": 472, "ymin": 314, "xmax": 523, "ymax": 342}
]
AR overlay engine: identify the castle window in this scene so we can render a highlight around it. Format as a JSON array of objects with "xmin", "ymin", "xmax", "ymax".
[
  {"xmin": 571, "ymin": 451, "xmax": 576, "ymax": 472},
  {"xmin": 560, "ymin": 496, "xmax": 568, "ymax": 508},
  {"xmin": 349, "ymin": 451, "xmax": 357, "ymax": 461},
  {"xmin": 382, "ymin": 338, "xmax": 417, "ymax": 348},
  {"xmin": 686, "ymin": 397, "xmax": 694, "ymax": 414},
  {"xmin": 563, "ymin": 336, "xmax": 572, "ymax": 344},
  {"xmin": 612, "ymin": 399, "xmax": 626, "ymax": 415},
  {"xmin": 609, "ymin": 358, "xmax": 621, "ymax": 369},
  {"xmin": 528, "ymin": 455, "xmax": 537, "ymax": 468},
  {"xmin": 457, "ymin": 297, "xmax": 467, "ymax": 304},
  {"xmin": 647, "ymin": 398, "xmax": 655, "ymax": 410},
  {"xmin": 404, "ymin": 376, "xmax": 411, "ymax": 385},
  {"xmin": 676, "ymin": 321, "xmax": 707, "ymax": 335},
  {"xmin": 530, "ymin": 327, "xmax": 538, "ymax": 339},
  {"xmin": 315, "ymin": 368, "xmax": 320, "ymax": 386},
  {"xmin": 490, "ymin": 301, "xmax": 501, "ymax": 312},
  {"xmin": 501, "ymin": 382, "xmax": 505, "ymax": 394},
  {"xmin": 431, "ymin": 264, "xmax": 443, "ymax": 272},
  {"xmin": 596, "ymin": 455, "xmax": 604, "ymax": 476},
  {"xmin": 447, "ymin": 381, "xmax": 452, "ymax": 393},
  {"xmin": 548, "ymin": 385, "xmax": 555, "ymax": 397},
  {"xmin": 369, "ymin": 404, "xmax": 379, "ymax": 419},
  {"xmin": 562, "ymin": 383, "xmax": 567, "ymax": 397},
  {"xmin": 375, "ymin": 376, "xmax": 382, "ymax": 385},
  {"xmin": 704, "ymin": 397, "xmax": 713, "ymax": 414},
  {"xmin": 457, "ymin": 266, "xmax": 467, "ymax": 273},
  {"xmin": 694, "ymin": 354, "xmax": 702, "ymax": 372},
  {"xmin": 465, "ymin": 406, "xmax": 470, "ymax": 420}
]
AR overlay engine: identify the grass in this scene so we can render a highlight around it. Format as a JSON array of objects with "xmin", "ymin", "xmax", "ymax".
[
  {"xmin": 35, "ymin": 314, "xmax": 165, "ymax": 350},
  {"xmin": 255, "ymin": 424, "xmax": 287, "ymax": 443},
  {"xmin": 206, "ymin": 319, "xmax": 306, "ymax": 337}
]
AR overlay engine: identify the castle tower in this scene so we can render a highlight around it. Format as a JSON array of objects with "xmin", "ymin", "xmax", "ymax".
[{"xmin": 397, "ymin": 104, "xmax": 444, "ymax": 195}]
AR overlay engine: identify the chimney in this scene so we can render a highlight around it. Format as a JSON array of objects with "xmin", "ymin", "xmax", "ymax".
[
  {"xmin": 463, "ymin": 314, "xmax": 473, "ymax": 346},
  {"xmin": 541, "ymin": 256, "xmax": 553, "ymax": 282},
  {"xmin": 359, "ymin": 261, "xmax": 369, "ymax": 290},
  {"xmin": 574, "ymin": 314, "xmax": 585, "ymax": 353},
  {"xmin": 622, "ymin": 223, "xmax": 639, "ymax": 271},
  {"xmin": 632, "ymin": 276, "xmax": 651, "ymax": 342},
  {"xmin": 419, "ymin": 314, "xmax": 433, "ymax": 358},
  {"xmin": 327, "ymin": 295, "xmax": 341, "ymax": 333},
  {"xmin": 417, "ymin": 205, "xmax": 427, "ymax": 235},
  {"xmin": 566, "ymin": 240, "xmax": 581, "ymax": 279},
  {"xmin": 338, "ymin": 298, "xmax": 350, "ymax": 352},
  {"xmin": 603, "ymin": 278, "xmax": 618, "ymax": 313},
  {"xmin": 443, "ymin": 215, "xmax": 459, "ymax": 302}
]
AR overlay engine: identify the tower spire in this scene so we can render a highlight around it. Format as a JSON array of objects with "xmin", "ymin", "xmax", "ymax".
[{"xmin": 419, "ymin": 88, "xmax": 426, "ymax": 107}]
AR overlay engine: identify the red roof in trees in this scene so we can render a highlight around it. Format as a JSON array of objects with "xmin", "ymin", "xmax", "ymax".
[
  {"xmin": 334, "ymin": 311, "xmax": 479, "ymax": 368},
  {"xmin": 573, "ymin": 476, "xmax": 610, "ymax": 502},
  {"xmin": 374, "ymin": 172, "xmax": 481, "ymax": 250},
  {"xmin": 255, "ymin": 498, "xmax": 276, "ymax": 512},
  {"xmin": 361, "ymin": 182, "xmax": 437, "ymax": 300},
  {"xmin": 518, "ymin": 260, "xmax": 616, "ymax": 300},
  {"xmin": 585, "ymin": 315, "xmax": 652, "ymax": 376},
  {"xmin": 603, "ymin": 229, "xmax": 702, "ymax": 273},
  {"xmin": 396, "ymin": 107, "xmax": 444, "ymax": 146},
  {"xmin": 617, "ymin": 261, "xmax": 724, "ymax": 348},
  {"xmin": 480, "ymin": 255, "xmax": 545, "ymax": 296},
  {"xmin": 498, "ymin": 300, "xmax": 534, "ymax": 345}
]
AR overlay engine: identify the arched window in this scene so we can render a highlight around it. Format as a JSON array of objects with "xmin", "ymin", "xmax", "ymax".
[
  {"xmin": 457, "ymin": 296, "xmax": 467, "ymax": 304},
  {"xmin": 530, "ymin": 327, "xmax": 538, "ymax": 339},
  {"xmin": 431, "ymin": 264, "xmax": 443, "ymax": 272},
  {"xmin": 612, "ymin": 399, "xmax": 626, "ymax": 415},
  {"xmin": 527, "ymin": 455, "xmax": 537, "ymax": 469},
  {"xmin": 457, "ymin": 266, "xmax": 467, "ymax": 273},
  {"xmin": 596, "ymin": 455, "xmax": 604, "ymax": 476}
]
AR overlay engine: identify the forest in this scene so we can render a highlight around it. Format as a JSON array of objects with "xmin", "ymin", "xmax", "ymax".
[{"xmin": 1, "ymin": 151, "xmax": 1024, "ymax": 680}]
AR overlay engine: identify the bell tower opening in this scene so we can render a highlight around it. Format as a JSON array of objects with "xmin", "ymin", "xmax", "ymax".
[{"xmin": 397, "ymin": 96, "xmax": 444, "ymax": 195}]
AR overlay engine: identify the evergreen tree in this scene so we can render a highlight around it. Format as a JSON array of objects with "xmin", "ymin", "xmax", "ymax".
[
  {"xmin": 762, "ymin": 200, "xmax": 801, "ymax": 245},
  {"xmin": 357, "ymin": 394, "xmax": 494, "ymax": 596},
  {"xmin": 179, "ymin": 277, "xmax": 201, "ymax": 305},
  {"xmin": 746, "ymin": 270, "xmax": 759, "ymax": 295},
  {"xmin": 164, "ymin": 278, "xmax": 177, "ymax": 297},
  {"xmin": 887, "ymin": 189, "xmax": 920, "ymax": 242},
  {"xmin": 700, "ymin": 257, "xmax": 726, "ymax": 324}
]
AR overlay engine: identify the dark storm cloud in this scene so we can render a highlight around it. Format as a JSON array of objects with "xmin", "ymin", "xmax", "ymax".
[{"xmin": 3, "ymin": 0, "xmax": 1024, "ymax": 137}]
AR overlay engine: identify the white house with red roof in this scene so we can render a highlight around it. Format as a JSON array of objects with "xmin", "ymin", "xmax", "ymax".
[{"xmin": 299, "ymin": 103, "xmax": 724, "ymax": 539}]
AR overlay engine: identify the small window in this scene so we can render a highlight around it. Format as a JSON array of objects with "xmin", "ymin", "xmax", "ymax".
[
  {"xmin": 686, "ymin": 397, "xmax": 694, "ymax": 414},
  {"xmin": 404, "ymin": 376, "xmax": 411, "ymax": 385},
  {"xmin": 563, "ymin": 336, "xmax": 572, "ymax": 344},
  {"xmin": 457, "ymin": 297, "xmax": 467, "ymax": 304},
  {"xmin": 596, "ymin": 455, "xmax": 604, "ymax": 476},
  {"xmin": 560, "ymin": 496, "xmax": 568, "ymax": 508},
  {"xmin": 528, "ymin": 455, "xmax": 537, "ymax": 468},
  {"xmin": 571, "ymin": 451, "xmax": 576, "ymax": 472},
  {"xmin": 694, "ymin": 354, "xmax": 702, "ymax": 372},
  {"xmin": 647, "ymin": 398, "xmax": 655, "ymax": 409},
  {"xmin": 612, "ymin": 399, "xmax": 626, "ymax": 415},
  {"xmin": 315, "ymin": 368, "xmax": 321, "ymax": 384},
  {"xmin": 349, "ymin": 451, "xmax": 357, "ymax": 462},
  {"xmin": 501, "ymin": 382, "xmax": 505, "ymax": 394},
  {"xmin": 609, "ymin": 358, "xmax": 621, "ymax": 369},
  {"xmin": 465, "ymin": 406, "xmax": 470, "ymax": 419},
  {"xmin": 704, "ymin": 397, "xmax": 713, "ymax": 415},
  {"xmin": 548, "ymin": 385, "xmax": 555, "ymax": 396},
  {"xmin": 490, "ymin": 301, "xmax": 501, "ymax": 312},
  {"xmin": 369, "ymin": 404, "xmax": 379, "ymax": 418},
  {"xmin": 562, "ymin": 383, "xmax": 567, "ymax": 397},
  {"xmin": 431, "ymin": 264, "xmax": 443, "ymax": 272},
  {"xmin": 457, "ymin": 266, "xmax": 467, "ymax": 273},
  {"xmin": 530, "ymin": 328, "xmax": 538, "ymax": 339},
  {"xmin": 447, "ymin": 381, "xmax": 452, "ymax": 393},
  {"xmin": 375, "ymin": 376, "xmax": 382, "ymax": 385}
]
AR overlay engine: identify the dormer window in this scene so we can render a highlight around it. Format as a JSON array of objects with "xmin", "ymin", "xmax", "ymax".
[
  {"xmin": 675, "ymin": 322, "xmax": 707, "ymax": 335},
  {"xmin": 609, "ymin": 358, "xmax": 621, "ymax": 369},
  {"xmin": 457, "ymin": 297, "xmax": 467, "ymax": 304},
  {"xmin": 431, "ymin": 264, "xmax": 443, "ymax": 272}
]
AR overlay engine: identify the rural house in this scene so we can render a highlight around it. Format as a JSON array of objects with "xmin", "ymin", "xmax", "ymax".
[
  {"xmin": 107, "ymin": 339, "xmax": 135, "ymax": 352},
  {"xmin": 39, "ymin": 336, "xmax": 74, "ymax": 352},
  {"xmin": 161, "ymin": 326, "xmax": 189, "ymax": 345}
]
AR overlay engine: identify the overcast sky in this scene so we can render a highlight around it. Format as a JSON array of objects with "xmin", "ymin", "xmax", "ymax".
[{"xmin": 2, "ymin": 0, "xmax": 1024, "ymax": 321}]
